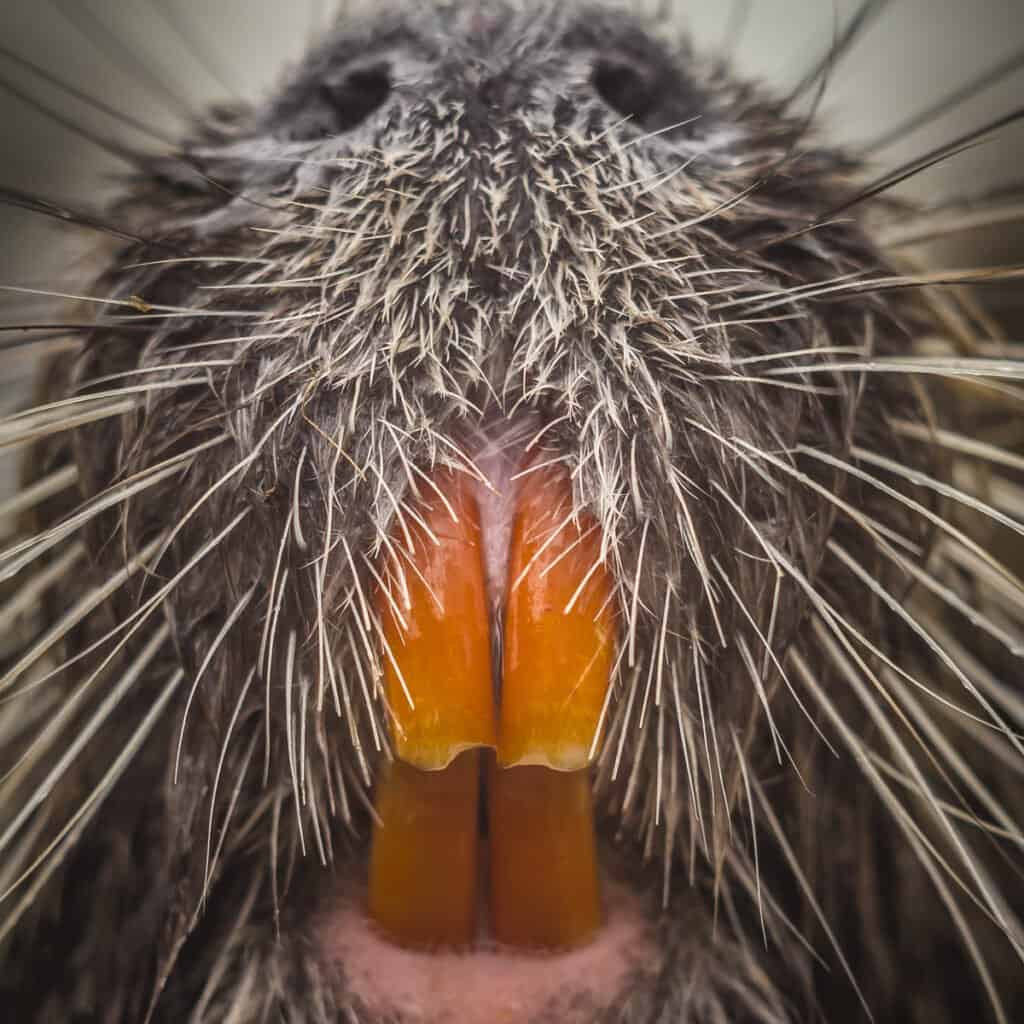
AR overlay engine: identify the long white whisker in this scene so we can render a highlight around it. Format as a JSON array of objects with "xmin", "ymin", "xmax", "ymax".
[
  {"xmin": 203, "ymin": 669, "xmax": 258, "ymax": 901},
  {"xmin": 0, "ymin": 533, "xmax": 164, "ymax": 698},
  {"xmin": 751, "ymin": 772, "xmax": 875, "ymax": 1022},
  {"xmin": 174, "ymin": 582, "xmax": 258, "ymax": 784},
  {"xmin": 0, "ymin": 623, "xmax": 170, "ymax": 862},
  {"xmin": 790, "ymin": 648, "xmax": 1010, "ymax": 1024},
  {"xmin": 0, "ymin": 670, "xmax": 183, "ymax": 939}
]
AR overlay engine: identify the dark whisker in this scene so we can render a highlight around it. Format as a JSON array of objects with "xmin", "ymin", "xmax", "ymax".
[
  {"xmin": 52, "ymin": 0, "xmax": 195, "ymax": 121},
  {"xmin": 0, "ymin": 185, "xmax": 188, "ymax": 253},
  {"xmin": 147, "ymin": 0, "xmax": 244, "ymax": 100},
  {"xmin": 865, "ymin": 43, "xmax": 1024, "ymax": 153},
  {"xmin": 880, "ymin": 193, "xmax": 1024, "ymax": 248},
  {"xmin": 0, "ymin": 43, "xmax": 180, "ymax": 146},
  {"xmin": 0, "ymin": 69, "xmax": 140, "ymax": 165},
  {"xmin": 818, "ymin": 106, "xmax": 1024, "ymax": 223},
  {"xmin": 0, "ymin": 330, "xmax": 86, "ymax": 353},
  {"xmin": 718, "ymin": 0, "xmax": 754, "ymax": 58},
  {"xmin": 786, "ymin": 0, "xmax": 894, "ymax": 102}
]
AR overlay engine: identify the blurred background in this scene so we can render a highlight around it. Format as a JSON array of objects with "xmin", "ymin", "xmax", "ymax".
[{"xmin": 0, "ymin": 0, "xmax": 1022, "ymax": 504}]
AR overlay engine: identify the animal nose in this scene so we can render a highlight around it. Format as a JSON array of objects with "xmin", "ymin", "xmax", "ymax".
[{"xmin": 590, "ymin": 58, "xmax": 661, "ymax": 123}]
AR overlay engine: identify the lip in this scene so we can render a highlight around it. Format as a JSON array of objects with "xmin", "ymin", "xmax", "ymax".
[{"xmin": 318, "ymin": 869, "xmax": 660, "ymax": 1024}]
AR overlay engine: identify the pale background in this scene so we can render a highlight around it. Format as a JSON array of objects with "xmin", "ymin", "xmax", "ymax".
[{"xmin": 0, "ymin": 0, "xmax": 1022, "ymax": 502}]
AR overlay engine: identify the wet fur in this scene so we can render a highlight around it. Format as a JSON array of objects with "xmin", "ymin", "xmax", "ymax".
[{"xmin": 2, "ymin": 2, "xmax": 1024, "ymax": 1022}]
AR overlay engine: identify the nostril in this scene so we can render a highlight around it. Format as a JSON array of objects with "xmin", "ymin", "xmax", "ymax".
[
  {"xmin": 592, "ymin": 59, "xmax": 659, "ymax": 123},
  {"xmin": 321, "ymin": 62, "xmax": 392, "ymax": 132}
]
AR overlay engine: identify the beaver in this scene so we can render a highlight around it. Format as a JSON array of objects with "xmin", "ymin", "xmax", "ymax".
[{"xmin": 1, "ymin": 2, "xmax": 1024, "ymax": 1021}]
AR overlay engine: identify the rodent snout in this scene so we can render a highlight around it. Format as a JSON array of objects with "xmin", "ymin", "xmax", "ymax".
[
  {"xmin": 268, "ymin": 8, "xmax": 707, "ymax": 147},
  {"xmin": 466, "ymin": 54, "xmax": 661, "ymax": 125}
]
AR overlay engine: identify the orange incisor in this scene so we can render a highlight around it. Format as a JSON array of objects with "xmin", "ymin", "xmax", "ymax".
[
  {"xmin": 367, "ymin": 460, "xmax": 616, "ymax": 952},
  {"xmin": 499, "ymin": 463, "xmax": 616, "ymax": 770},
  {"xmin": 367, "ymin": 752, "xmax": 482, "ymax": 949},
  {"xmin": 488, "ymin": 762, "xmax": 603, "ymax": 948},
  {"xmin": 490, "ymin": 462, "xmax": 614, "ymax": 948},
  {"xmin": 376, "ymin": 468, "xmax": 496, "ymax": 771},
  {"xmin": 368, "ymin": 469, "xmax": 494, "ymax": 949}
]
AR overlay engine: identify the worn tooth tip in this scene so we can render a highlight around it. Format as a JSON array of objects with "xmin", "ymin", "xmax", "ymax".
[
  {"xmin": 375, "ymin": 466, "xmax": 496, "ymax": 771},
  {"xmin": 499, "ymin": 463, "xmax": 616, "ymax": 769},
  {"xmin": 500, "ymin": 745, "xmax": 592, "ymax": 771}
]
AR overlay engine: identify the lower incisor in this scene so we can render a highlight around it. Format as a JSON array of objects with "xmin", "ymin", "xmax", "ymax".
[
  {"xmin": 488, "ymin": 764, "xmax": 603, "ymax": 950},
  {"xmin": 367, "ymin": 752, "xmax": 481, "ymax": 950}
]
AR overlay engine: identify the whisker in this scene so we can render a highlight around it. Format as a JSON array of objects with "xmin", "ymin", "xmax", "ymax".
[
  {"xmin": 7, "ymin": 508, "xmax": 247, "ymax": 706},
  {"xmin": 865, "ymin": 43, "xmax": 1024, "ymax": 152},
  {"xmin": 880, "ymin": 198, "xmax": 1024, "ymax": 249},
  {"xmin": 0, "ymin": 532, "xmax": 164, "ymax": 698},
  {"xmin": 793, "ymin": 445, "xmax": 1024, "ymax": 599},
  {"xmin": 711, "ymin": 548, "xmax": 836, "ymax": 756},
  {"xmin": 787, "ymin": 0, "xmax": 893, "ymax": 101},
  {"xmin": 0, "ymin": 67, "xmax": 140, "ymax": 164},
  {"xmin": 0, "ymin": 464, "xmax": 78, "ymax": 525},
  {"xmin": 827, "ymin": 538, "xmax": 1024, "ymax": 754},
  {"xmin": 0, "ymin": 378, "xmax": 209, "ymax": 430},
  {"xmin": 0, "ymin": 623, "xmax": 170, "ymax": 863},
  {"xmin": 0, "ymin": 542, "xmax": 85, "ymax": 638},
  {"xmin": 764, "ymin": 355, "xmax": 1024, "ymax": 381},
  {"xmin": 730, "ymin": 732, "xmax": 766, "ymax": 945},
  {"xmin": 715, "ymin": 268, "xmax": 1024, "ymax": 316},
  {"xmin": 890, "ymin": 420, "xmax": 1024, "ymax": 475},
  {"xmin": 812, "ymin": 106, "xmax": 1024, "ymax": 225},
  {"xmin": 147, "ymin": 0, "xmax": 244, "ymax": 100},
  {"xmin": 0, "ymin": 184, "xmax": 185, "ymax": 252},
  {"xmin": 751, "ymin": 771, "xmax": 875, "ymax": 1021},
  {"xmin": 202, "ymin": 672, "xmax": 259, "ymax": 904},
  {"xmin": 849, "ymin": 443, "xmax": 1024, "ymax": 538},
  {"xmin": 52, "ymin": 0, "xmax": 195, "ymax": 120},
  {"xmin": 790, "ymin": 647, "xmax": 1011, "ymax": 1024},
  {"xmin": 284, "ymin": 630, "xmax": 307, "ymax": 854},
  {"xmin": 0, "ymin": 669, "xmax": 183, "ymax": 939},
  {"xmin": 0, "ymin": 436, "xmax": 225, "ymax": 583},
  {"xmin": 880, "ymin": 669, "xmax": 1024, "ymax": 852},
  {"xmin": 173, "ymin": 583, "xmax": 258, "ymax": 784},
  {"xmin": 0, "ymin": 41, "xmax": 180, "ymax": 142},
  {"xmin": 0, "ymin": 399, "xmax": 138, "ymax": 455}
]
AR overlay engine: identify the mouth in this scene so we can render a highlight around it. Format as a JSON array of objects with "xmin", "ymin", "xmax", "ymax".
[{"xmin": 316, "ymin": 433, "xmax": 660, "ymax": 1021}]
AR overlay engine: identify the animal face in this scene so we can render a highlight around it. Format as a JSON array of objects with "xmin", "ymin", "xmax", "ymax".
[{"xmin": 2, "ymin": 4, "xmax": 1023, "ymax": 1023}]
